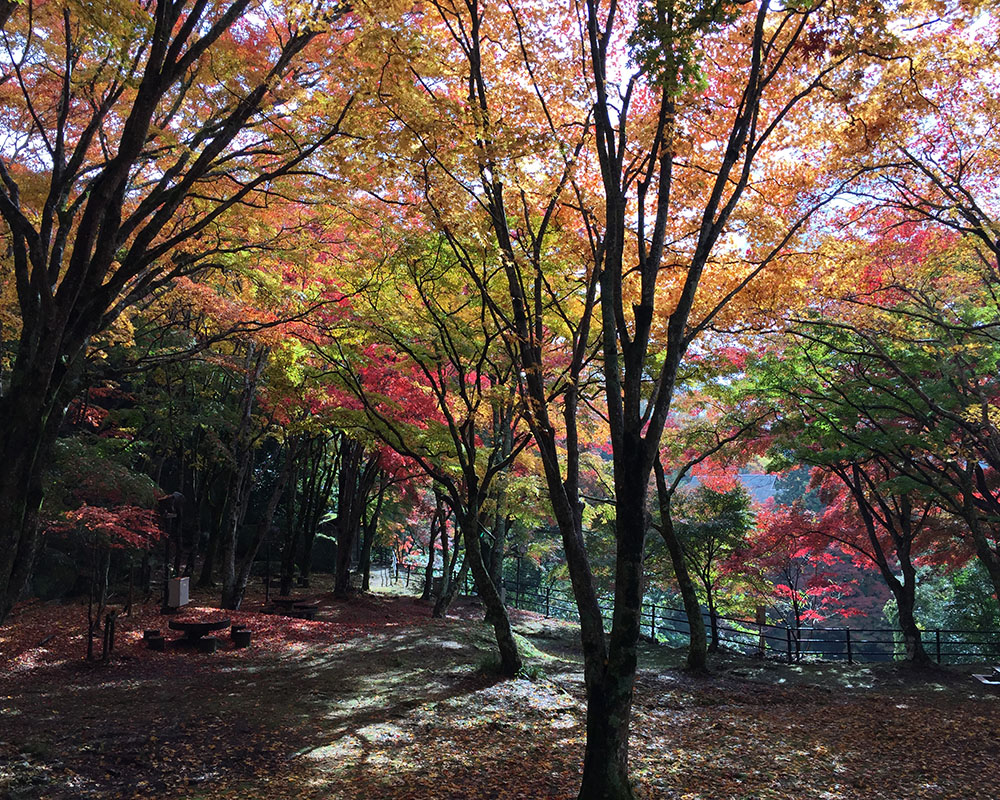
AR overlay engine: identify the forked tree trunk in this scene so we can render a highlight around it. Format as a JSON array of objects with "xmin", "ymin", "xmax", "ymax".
[
  {"xmin": 432, "ymin": 556, "xmax": 469, "ymax": 618},
  {"xmin": 432, "ymin": 516, "xmax": 466, "ymax": 618},
  {"xmin": 226, "ymin": 440, "xmax": 300, "ymax": 610}
]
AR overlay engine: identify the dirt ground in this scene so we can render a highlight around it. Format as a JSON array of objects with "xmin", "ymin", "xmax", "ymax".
[{"xmin": 2, "ymin": 577, "xmax": 999, "ymax": 799}]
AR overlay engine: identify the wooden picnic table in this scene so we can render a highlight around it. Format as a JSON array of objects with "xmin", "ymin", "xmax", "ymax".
[{"xmin": 167, "ymin": 617, "xmax": 232, "ymax": 640}]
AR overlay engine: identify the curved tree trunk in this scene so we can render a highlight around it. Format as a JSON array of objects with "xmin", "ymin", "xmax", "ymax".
[
  {"xmin": 845, "ymin": 465, "xmax": 931, "ymax": 665},
  {"xmin": 461, "ymin": 511, "xmax": 521, "ymax": 676},
  {"xmin": 654, "ymin": 458, "xmax": 708, "ymax": 672},
  {"xmin": 895, "ymin": 558, "xmax": 930, "ymax": 665}
]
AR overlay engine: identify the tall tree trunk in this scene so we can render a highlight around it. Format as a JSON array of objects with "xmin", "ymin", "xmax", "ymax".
[
  {"xmin": 0, "ymin": 345, "xmax": 81, "ymax": 623},
  {"xmin": 197, "ymin": 477, "xmax": 228, "ymax": 588},
  {"xmin": 334, "ymin": 437, "xmax": 366, "ymax": 598},
  {"xmin": 577, "ymin": 461, "xmax": 646, "ymax": 800},
  {"xmin": 706, "ymin": 588, "xmax": 719, "ymax": 653},
  {"xmin": 421, "ymin": 504, "xmax": 441, "ymax": 601},
  {"xmin": 654, "ymin": 457, "xmax": 708, "ymax": 672},
  {"xmin": 281, "ymin": 446, "xmax": 306, "ymax": 596},
  {"xmin": 219, "ymin": 345, "xmax": 267, "ymax": 610},
  {"xmin": 359, "ymin": 473, "xmax": 387, "ymax": 592}
]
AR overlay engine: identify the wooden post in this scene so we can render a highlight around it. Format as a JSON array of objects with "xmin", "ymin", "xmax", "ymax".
[
  {"xmin": 515, "ymin": 556, "xmax": 521, "ymax": 609},
  {"xmin": 265, "ymin": 536, "xmax": 271, "ymax": 603},
  {"xmin": 545, "ymin": 586, "xmax": 551, "ymax": 618},
  {"xmin": 162, "ymin": 534, "xmax": 170, "ymax": 609},
  {"xmin": 936, "ymin": 630, "xmax": 941, "ymax": 664},
  {"xmin": 786, "ymin": 627, "xmax": 793, "ymax": 664},
  {"xmin": 845, "ymin": 627, "xmax": 853, "ymax": 665},
  {"xmin": 650, "ymin": 604, "xmax": 656, "ymax": 640},
  {"xmin": 756, "ymin": 606, "xmax": 766, "ymax": 657},
  {"xmin": 126, "ymin": 556, "xmax": 134, "ymax": 617}
]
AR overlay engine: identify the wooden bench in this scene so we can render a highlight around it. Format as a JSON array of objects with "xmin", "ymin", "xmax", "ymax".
[{"xmin": 292, "ymin": 603, "xmax": 319, "ymax": 620}]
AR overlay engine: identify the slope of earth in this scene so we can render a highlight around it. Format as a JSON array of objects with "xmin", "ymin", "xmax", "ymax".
[{"xmin": 2, "ymin": 578, "xmax": 999, "ymax": 799}]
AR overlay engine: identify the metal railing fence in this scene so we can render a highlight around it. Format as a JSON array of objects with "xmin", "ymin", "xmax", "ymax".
[{"xmin": 392, "ymin": 561, "xmax": 1000, "ymax": 665}]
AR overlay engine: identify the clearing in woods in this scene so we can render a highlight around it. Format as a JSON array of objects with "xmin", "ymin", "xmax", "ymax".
[{"xmin": 1, "ymin": 580, "xmax": 998, "ymax": 799}]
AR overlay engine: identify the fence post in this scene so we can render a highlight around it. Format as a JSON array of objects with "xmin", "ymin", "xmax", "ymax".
[
  {"xmin": 786, "ymin": 627, "xmax": 793, "ymax": 665},
  {"xmin": 405, "ymin": 566, "xmax": 410, "ymax": 588},
  {"xmin": 936, "ymin": 630, "xmax": 941, "ymax": 665},
  {"xmin": 650, "ymin": 604, "xmax": 657, "ymax": 641},
  {"xmin": 545, "ymin": 586, "xmax": 551, "ymax": 618},
  {"xmin": 845, "ymin": 628, "xmax": 853, "ymax": 665}
]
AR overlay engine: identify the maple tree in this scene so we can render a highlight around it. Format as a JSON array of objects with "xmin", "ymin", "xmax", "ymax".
[
  {"xmin": 739, "ymin": 215, "xmax": 1000, "ymax": 611},
  {"xmin": 670, "ymin": 478, "xmax": 755, "ymax": 652},
  {"xmin": 336, "ymin": 0, "xmax": 915, "ymax": 791},
  {"xmin": 652, "ymin": 370, "xmax": 769, "ymax": 671},
  {"xmin": 729, "ymin": 500, "xmax": 875, "ymax": 629},
  {"xmin": 0, "ymin": 1, "xmax": 998, "ymax": 797},
  {"xmin": 571, "ymin": 0, "xmax": 905, "ymax": 791},
  {"xmin": 309, "ymin": 230, "xmax": 532, "ymax": 675},
  {"xmin": 0, "ymin": 0, "xmax": 361, "ymax": 622},
  {"xmin": 750, "ymin": 328, "xmax": 980, "ymax": 662}
]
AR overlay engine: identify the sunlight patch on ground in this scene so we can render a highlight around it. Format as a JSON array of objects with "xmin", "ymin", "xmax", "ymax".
[
  {"xmin": 473, "ymin": 677, "xmax": 578, "ymax": 714},
  {"xmin": 8, "ymin": 649, "xmax": 67, "ymax": 673}
]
